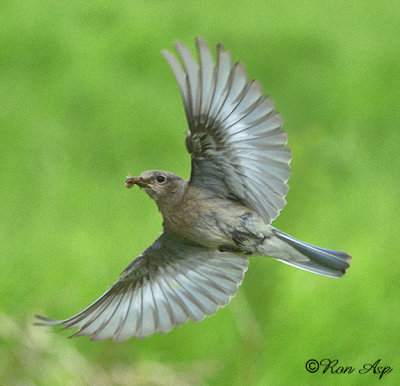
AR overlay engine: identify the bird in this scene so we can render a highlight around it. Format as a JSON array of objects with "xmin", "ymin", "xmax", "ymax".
[{"xmin": 35, "ymin": 37, "xmax": 351, "ymax": 342}]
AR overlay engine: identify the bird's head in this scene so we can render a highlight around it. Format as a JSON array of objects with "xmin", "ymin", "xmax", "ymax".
[{"xmin": 126, "ymin": 170, "xmax": 187, "ymax": 209}]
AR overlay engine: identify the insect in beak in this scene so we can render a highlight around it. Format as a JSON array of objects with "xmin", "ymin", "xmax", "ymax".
[{"xmin": 125, "ymin": 177, "xmax": 151, "ymax": 189}]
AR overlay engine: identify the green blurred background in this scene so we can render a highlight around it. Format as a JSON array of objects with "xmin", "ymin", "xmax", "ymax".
[{"xmin": 1, "ymin": 0, "xmax": 399, "ymax": 384}]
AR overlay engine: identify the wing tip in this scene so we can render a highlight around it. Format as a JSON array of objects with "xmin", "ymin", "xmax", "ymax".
[
  {"xmin": 174, "ymin": 39, "xmax": 190, "ymax": 55},
  {"xmin": 161, "ymin": 48, "xmax": 171, "ymax": 58},
  {"xmin": 195, "ymin": 35, "xmax": 206, "ymax": 47},
  {"xmin": 34, "ymin": 314, "xmax": 62, "ymax": 326}
]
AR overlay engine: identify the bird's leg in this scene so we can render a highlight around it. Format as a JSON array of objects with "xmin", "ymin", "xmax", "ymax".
[
  {"xmin": 231, "ymin": 227, "xmax": 266, "ymax": 253},
  {"xmin": 218, "ymin": 245, "xmax": 252, "ymax": 254}
]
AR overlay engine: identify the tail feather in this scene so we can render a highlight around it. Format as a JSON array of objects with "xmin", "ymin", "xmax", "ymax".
[{"xmin": 270, "ymin": 227, "xmax": 352, "ymax": 278}]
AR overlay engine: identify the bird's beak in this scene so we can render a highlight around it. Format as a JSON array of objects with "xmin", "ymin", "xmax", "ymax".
[{"xmin": 125, "ymin": 177, "xmax": 151, "ymax": 189}]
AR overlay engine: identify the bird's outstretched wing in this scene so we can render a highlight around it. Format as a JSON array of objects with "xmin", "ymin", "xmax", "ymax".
[
  {"xmin": 162, "ymin": 37, "xmax": 291, "ymax": 224},
  {"xmin": 35, "ymin": 233, "xmax": 248, "ymax": 342}
]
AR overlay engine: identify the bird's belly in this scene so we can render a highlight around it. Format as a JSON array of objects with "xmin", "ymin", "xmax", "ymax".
[
  {"xmin": 167, "ymin": 212, "xmax": 232, "ymax": 247},
  {"xmin": 165, "ymin": 197, "xmax": 265, "ymax": 249}
]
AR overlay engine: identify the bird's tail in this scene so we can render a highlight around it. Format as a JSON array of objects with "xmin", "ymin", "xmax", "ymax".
[{"xmin": 260, "ymin": 227, "xmax": 351, "ymax": 278}]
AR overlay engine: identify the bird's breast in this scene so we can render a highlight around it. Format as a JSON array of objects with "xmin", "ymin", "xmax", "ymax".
[{"xmin": 162, "ymin": 188, "xmax": 262, "ymax": 248}]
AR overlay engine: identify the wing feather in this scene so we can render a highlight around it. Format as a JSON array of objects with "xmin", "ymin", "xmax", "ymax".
[
  {"xmin": 163, "ymin": 37, "xmax": 291, "ymax": 223},
  {"xmin": 35, "ymin": 233, "xmax": 248, "ymax": 341}
]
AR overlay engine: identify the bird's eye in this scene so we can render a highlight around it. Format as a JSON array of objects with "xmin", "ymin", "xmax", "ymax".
[{"xmin": 156, "ymin": 175, "xmax": 166, "ymax": 183}]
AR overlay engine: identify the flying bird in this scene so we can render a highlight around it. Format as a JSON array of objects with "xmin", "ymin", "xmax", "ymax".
[{"xmin": 36, "ymin": 37, "xmax": 351, "ymax": 342}]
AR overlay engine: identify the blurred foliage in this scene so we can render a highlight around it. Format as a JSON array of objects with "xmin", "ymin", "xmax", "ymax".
[{"xmin": 1, "ymin": 0, "xmax": 399, "ymax": 385}]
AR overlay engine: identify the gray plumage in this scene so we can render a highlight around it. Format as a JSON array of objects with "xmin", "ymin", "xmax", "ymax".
[{"xmin": 35, "ymin": 37, "xmax": 351, "ymax": 341}]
